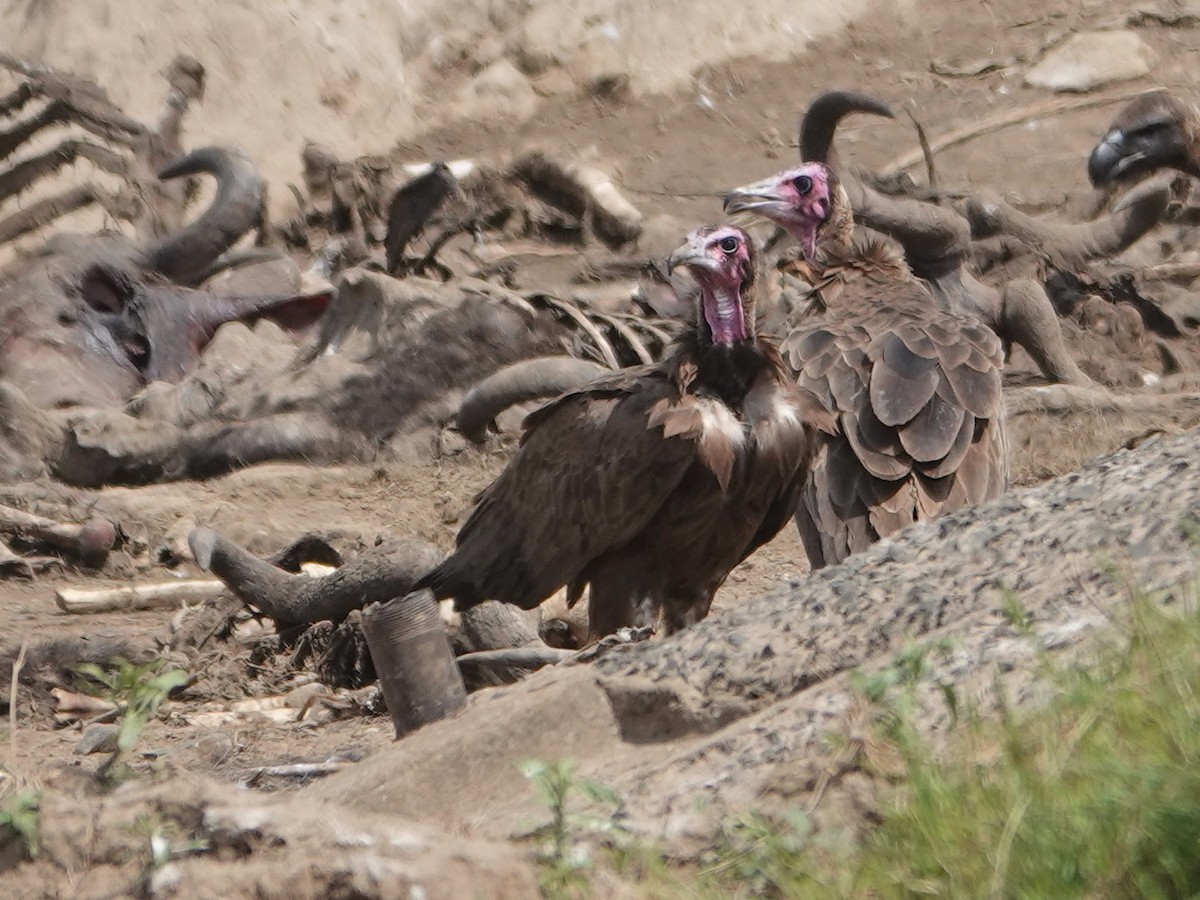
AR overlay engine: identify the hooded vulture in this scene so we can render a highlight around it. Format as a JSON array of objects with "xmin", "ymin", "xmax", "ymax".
[
  {"xmin": 724, "ymin": 162, "xmax": 1009, "ymax": 568},
  {"xmin": 419, "ymin": 224, "xmax": 833, "ymax": 639}
]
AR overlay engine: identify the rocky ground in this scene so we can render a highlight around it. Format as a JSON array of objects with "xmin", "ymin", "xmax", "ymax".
[{"xmin": 5, "ymin": 0, "xmax": 1200, "ymax": 896}]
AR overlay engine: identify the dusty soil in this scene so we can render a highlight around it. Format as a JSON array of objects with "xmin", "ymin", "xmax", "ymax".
[
  {"xmin": 5, "ymin": 0, "xmax": 1200, "ymax": 895},
  {"xmin": 2, "ymin": 0, "xmax": 898, "ymax": 222}
]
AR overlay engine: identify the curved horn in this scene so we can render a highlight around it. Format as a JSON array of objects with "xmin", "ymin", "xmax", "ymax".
[
  {"xmin": 965, "ymin": 177, "xmax": 1170, "ymax": 268},
  {"xmin": 190, "ymin": 527, "xmax": 443, "ymax": 628},
  {"xmin": 799, "ymin": 90, "xmax": 895, "ymax": 164},
  {"xmin": 846, "ymin": 179, "xmax": 972, "ymax": 279},
  {"xmin": 456, "ymin": 356, "xmax": 608, "ymax": 443},
  {"xmin": 143, "ymin": 146, "xmax": 265, "ymax": 284}
]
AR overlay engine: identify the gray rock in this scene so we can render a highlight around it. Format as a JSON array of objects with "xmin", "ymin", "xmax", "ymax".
[
  {"xmin": 454, "ymin": 59, "xmax": 541, "ymax": 122},
  {"xmin": 75, "ymin": 723, "xmax": 120, "ymax": 755},
  {"xmin": 1025, "ymin": 31, "xmax": 1156, "ymax": 92}
]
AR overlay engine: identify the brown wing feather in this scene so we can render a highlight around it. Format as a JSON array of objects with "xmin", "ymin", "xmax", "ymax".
[
  {"xmin": 845, "ymin": 404, "xmax": 911, "ymax": 480},
  {"xmin": 781, "ymin": 240, "xmax": 1008, "ymax": 567},
  {"xmin": 922, "ymin": 407, "xmax": 976, "ymax": 479},
  {"xmin": 868, "ymin": 330, "xmax": 940, "ymax": 425},
  {"xmin": 581, "ymin": 361, "xmax": 826, "ymax": 635},
  {"xmin": 422, "ymin": 367, "xmax": 699, "ymax": 607},
  {"xmin": 898, "ymin": 389, "xmax": 966, "ymax": 461},
  {"xmin": 737, "ymin": 376, "xmax": 830, "ymax": 558}
]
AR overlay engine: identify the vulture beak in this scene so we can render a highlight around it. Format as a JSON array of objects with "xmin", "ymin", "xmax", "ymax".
[
  {"xmin": 724, "ymin": 178, "xmax": 820, "ymax": 264},
  {"xmin": 1087, "ymin": 116, "xmax": 1188, "ymax": 187},
  {"xmin": 1088, "ymin": 130, "xmax": 1141, "ymax": 187},
  {"xmin": 668, "ymin": 233, "xmax": 718, "ymax": 273},
  {"xmin": 722, "ymin": 179, "xmax": 788, "ymax": 218}
]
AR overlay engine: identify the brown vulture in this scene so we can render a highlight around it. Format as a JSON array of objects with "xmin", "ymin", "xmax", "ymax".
[
  {"xmin": 724, "ymin": 162, "xmax": 1009, "ymax": 568},
  {"xmin": 1089, "ymin": 90, "xmax": 1200, "ymax": 186},
  {"xmin": 418, "ymin": 224, "xmax": 833, "ymax": 639}
]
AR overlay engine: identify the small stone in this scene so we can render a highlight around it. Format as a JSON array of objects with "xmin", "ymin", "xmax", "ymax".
[
  {"xmin": 75, "ymin": 724, "xmax": 120, "ymax": 755},
  {"xmin": 284, "ymin": 682, "xmax": 328, "ymax": 709},
  {"xmin": 569, "ymin": 25, "xmax": 629, "ymax": 99},
  {"xmin": 530, "ymin": 68, "xmax": 576, "ymax": 98},
  {"xmin": 760, "ymin": 126, "xmax": 786, "ymax": 160},
  {"xmin": 468, "ymin": 36, "xmax": 507, "ymax": 75},
  {"xmin": 510, "ymin": 7, "xmax": 578, "ymax": 75},
  {"xmin": 202, "ymin": 257, "xmax": 301, "ymax": 295},
  {"xmin": 454, "ymin": 59, "xmax": 541, "ymax": 122},
  {"xmin": 438, "ymin": 428, "xmax": 468, "ymax": 457},
  {"xmin": 1024, "ymin": 31, "xmax": 1155, "ymax": 92},
  {"xmin": 184, "ymin": 732, "xmax": 237, "ymax": 767}
]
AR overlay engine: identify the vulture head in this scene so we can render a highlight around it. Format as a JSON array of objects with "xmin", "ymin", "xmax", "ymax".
[
  {"xmin": 722, "ymin": 161, "xmax": 852, "ymax": 262},
  {"xmin": 1088, "ymin": 90, "xmax": 1200, "ymax": 186},
  {"xmin": 668, "ymin": 224, "xmax": 757, "ymax": 344}
]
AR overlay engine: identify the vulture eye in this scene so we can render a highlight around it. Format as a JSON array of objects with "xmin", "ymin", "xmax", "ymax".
[
  {"xmin": 793, "ymin": 174, "xmax": 814, "ymax": 195},
  {"xmin": 1131, "ymin": 118, "xmax": 1169, "ymax": 137},
  {"xmin": 719, "ymin": 235, "xmax": 740, "ymax": 254}
]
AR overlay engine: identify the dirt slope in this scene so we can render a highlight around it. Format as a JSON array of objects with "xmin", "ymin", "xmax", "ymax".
[
  {"xmin": 311, "ymin": 429, "xmax": 1200, "ymax": 844},
  {"xmin": 3, "ymin": 0, "xmax": 903, "ymax": 216}
]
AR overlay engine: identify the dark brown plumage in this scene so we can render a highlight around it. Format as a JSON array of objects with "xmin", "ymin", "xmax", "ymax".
[
  {"xmin": 1088, "ymin": 90, "xmax": 1200, "ymax": 186},
  {"xmin": 419, "ymin": 225, "xmax": 833, "ymax": 639},
  {"xmin": 384, "ymin": 162, "xmax": 458, "ymax": 274},
  {"xmin": 724, "ymin": 162, "xmax": 1008, "ymax": 568}
]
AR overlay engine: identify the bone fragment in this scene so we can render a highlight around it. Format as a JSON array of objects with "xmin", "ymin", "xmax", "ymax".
[{"xmin": 55, "ymin": 580, "xmax": 230, "ymax": 614}]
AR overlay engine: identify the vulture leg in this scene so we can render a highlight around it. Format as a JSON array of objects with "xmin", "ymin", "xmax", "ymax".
[
  {"xmin": 660, "ymin": 588, "xmax": 717, "ymax": 637},
  {"xmin": 584, "ymin": 559, "xmax": 655, "ymax": 642}
]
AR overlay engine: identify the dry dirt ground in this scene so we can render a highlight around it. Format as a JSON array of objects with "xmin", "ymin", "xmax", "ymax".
[{"xmin": 6, "ymin": 0, "xmax": 1200, "ymax": 896}]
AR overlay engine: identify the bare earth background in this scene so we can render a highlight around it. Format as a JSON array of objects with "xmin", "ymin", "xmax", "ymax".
[
  {"xmin": 4, "ymin": 0, "xmax": 898, "ymax": 219},
  {"xmin": 4, "ymin": 0, "xmax": 1200, "ymax": 895}
]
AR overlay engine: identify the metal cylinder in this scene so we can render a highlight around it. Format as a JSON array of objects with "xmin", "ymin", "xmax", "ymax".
[{"xmin": 362, "ymin": 588, "xmax": 467, "ymax": 739}]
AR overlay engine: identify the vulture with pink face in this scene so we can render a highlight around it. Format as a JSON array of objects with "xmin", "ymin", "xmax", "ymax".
[
  {"xmin": 419, "ymin": 225, "xmax": 833, "ymax": 639},
  {"xmin": 724, "ymin": 162, "xmax": 1008, "ymax": 568}
]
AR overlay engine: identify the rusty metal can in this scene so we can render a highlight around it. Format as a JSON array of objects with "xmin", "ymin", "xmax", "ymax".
[{"xmin": 362, "ymin": 588, "xmax": 466, "ymax": 738}]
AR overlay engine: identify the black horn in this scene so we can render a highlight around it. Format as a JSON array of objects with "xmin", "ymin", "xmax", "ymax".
[
  {"xmin": 800, "ymin": 90, "xmax": 895, "ymax": 164},
  {"xmin": 144, "ymin": 146, "xmax": 265, "ymax": 284}
]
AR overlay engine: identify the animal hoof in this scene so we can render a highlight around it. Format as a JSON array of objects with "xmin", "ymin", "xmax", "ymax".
[{"xmin": 76, "ymin": 519, "xmax": 118, "ymax": 569}]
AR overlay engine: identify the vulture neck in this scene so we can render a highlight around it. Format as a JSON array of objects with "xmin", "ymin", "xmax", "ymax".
[
  {"xmin": 680, "ymin": 283, "xmax": 768, "ymax": 408},
  {"xmin": 697, "ymin": 283, "xmax": 752, "ymax": 346},
  {"xmin": 800, "ymin": 184, "xmax": 856, "ymax": 270},
  {"xmin": 1161, "ymin": 95, "xmax": 1200, "ymax": 175}
]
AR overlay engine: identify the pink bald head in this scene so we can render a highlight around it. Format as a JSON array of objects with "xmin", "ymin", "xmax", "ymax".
[
  {"xmin": 723, "ymin": 161, "xmax": 835, "ymax": 263},
  {"xmin": 667, "ymin": 224, "xmax": 756, "ymax": 345}
]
